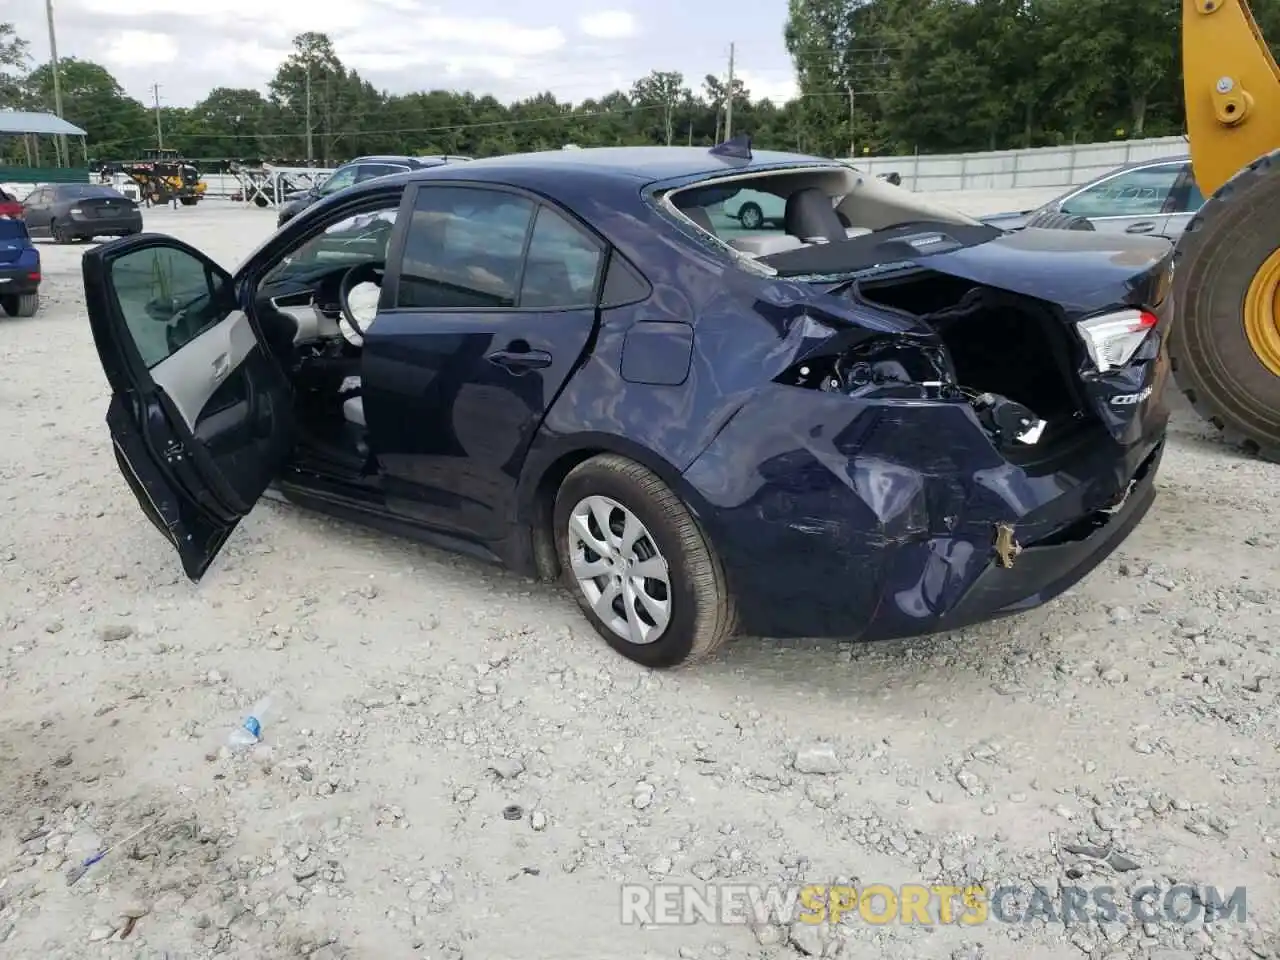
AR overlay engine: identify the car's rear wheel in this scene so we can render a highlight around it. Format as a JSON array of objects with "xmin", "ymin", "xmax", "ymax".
[
  {"xmin": 553, "ymin": 454, "xmax": 735, "ymax": 668},
  {"xmin": 1, "ymin": 293, "xmax": 39, "ymax": 318},
  {"xmin": 738, "ymin": 202, "xmax": 764, "ymax": 230},
  {"xmin": 50, "ymin": 220, "xmax": 70, "ymax": 244}
]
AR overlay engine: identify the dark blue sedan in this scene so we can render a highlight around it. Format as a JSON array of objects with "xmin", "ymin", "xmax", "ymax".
[{"xmin": 81, "ymin": 140, "xmax": 1173, "ymax": 668}]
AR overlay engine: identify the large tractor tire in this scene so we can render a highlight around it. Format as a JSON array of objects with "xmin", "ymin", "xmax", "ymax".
[
  {"xmin": 1024, "ymin": 210, "xmax": 1095, "ymax": 231},
  {"xmin": 1169, "ymin": 148, "xmax": 1280, "ymax": 463}
]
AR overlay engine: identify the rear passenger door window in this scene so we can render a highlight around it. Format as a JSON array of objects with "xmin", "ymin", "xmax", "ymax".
[
  {"xmin": 520, "ymin": 206, "xmax": 604, "ymax": 308},
  {"xmin": 356, "ymin": 163, "xmax": 408, "ymax": 183},
  {"xmin": 396, "ymin": 186, "xmax": 535, "ymax": 309}
]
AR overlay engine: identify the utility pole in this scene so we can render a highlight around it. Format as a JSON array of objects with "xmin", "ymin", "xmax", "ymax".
[
  {"xmin": 847, "ymin": 85, "xmax": 856, "ymax": 158},
  {"xmin": 724, "ymin": 42, "xmax": 736, "ymax": 141},
  {"xmin": 305, "ymin": 65, "xmax": 313, "ymax": 162},
  {"xmin": 44, "ymin": 0, "xmax": 68, "ymax": 166},
  {"xmin": 152, "ymin": 83, "xmax": 164, "ymax": 149}
]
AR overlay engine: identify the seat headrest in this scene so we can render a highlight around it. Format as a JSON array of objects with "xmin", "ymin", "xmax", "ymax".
[{"xmin": 784, "ymin": 188, "xmax": 845, "ymax": 243}]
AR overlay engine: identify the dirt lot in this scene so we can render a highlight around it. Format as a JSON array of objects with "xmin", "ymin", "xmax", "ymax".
[{"xmin": 0, "ymin": 204, "xmax": 1277, "ymax": 960}]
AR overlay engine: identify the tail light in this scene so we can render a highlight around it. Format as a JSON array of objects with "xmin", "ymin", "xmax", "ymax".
[{"xmin": 1076, "ymin": 309, "xmax": 1158, "ymax": 373}]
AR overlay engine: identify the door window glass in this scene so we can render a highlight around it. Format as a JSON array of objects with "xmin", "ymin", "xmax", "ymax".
[
  {"xmin": 1184, "ymin": 177, "xmax": 1205, "ymax": 212},
  {"xmin": 520, "ymin": 206, "xmax": 603, "ymax": 308},
  {"xmin": 109, "ymin": 246, "xmax": 228, "ymax": 369},
  {"xmin": 262, "ymin": 204, "xmax": 400, "ymax": 285},
  {"xmin": 397, "ymin": 187, "xmax": 534, "ymax": 309},
  {"xmin": 1060, "ymin": 165, "xmax": 1182, "ymax": 217},
  {"xmin": 317, "ymin": 164, "xmax": 359, "ymax": 197},
  {"xmin": 356, "ymin": 163, "xmax": 408, "ymax": 182}
]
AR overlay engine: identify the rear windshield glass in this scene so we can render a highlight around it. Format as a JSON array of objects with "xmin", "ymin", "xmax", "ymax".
[{"xmin": 57, "ymin": 184, "xmax": 124, "ymax": 199}]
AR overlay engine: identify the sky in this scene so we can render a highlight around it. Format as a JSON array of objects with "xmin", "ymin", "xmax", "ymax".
[{"xmin": 10, "ymin": 0, "xmax": 800, "ymax": 110}]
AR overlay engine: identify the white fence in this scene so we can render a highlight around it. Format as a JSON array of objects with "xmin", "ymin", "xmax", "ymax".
[{"xmin": 851, "ymin": 135, "xmax": 1189, "ymax": 193}]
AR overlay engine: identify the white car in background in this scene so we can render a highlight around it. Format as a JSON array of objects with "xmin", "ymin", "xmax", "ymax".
[
  {"xmin": 981, "ymin": 156, "xmax": 1204, "ymax": 239},
  {"xmin": 720, "ymin": 188, "xmax": 785, "ymax": 230}
]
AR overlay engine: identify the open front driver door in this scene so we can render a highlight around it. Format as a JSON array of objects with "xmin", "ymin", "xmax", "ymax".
[{"xmin": 83, "ymin": 235, "xmax": 295, "ymax": 580}]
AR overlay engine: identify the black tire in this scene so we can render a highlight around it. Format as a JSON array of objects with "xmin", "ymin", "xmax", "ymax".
[
  {"xmin": 1169, "ymin": 147, "xmax": 1280, "ymax": 463},
  {"xmin": 254, "ymin": 195, "xmax": 270, "ymax": 208},
  {"xmin": 1024, "ymin": 210, "xmax": 1095, "ymax": 231},
  {"xmin": 738, "ymin": 202, "xmax": 765, "ymax": 230},
  {"xmin": 552, "ymin": 454, "xmax": 735, "ymax": 668},
  {"xmin": 1, "ymin": 292, "xmax": 39, "ymax": 318},
  {"xmin": 50, "ymin": 220, "xmax": 70, "ymax": 244},
  {"xmin": 179, "ymin": 196, "xmax": 199, "ymax": 207}
]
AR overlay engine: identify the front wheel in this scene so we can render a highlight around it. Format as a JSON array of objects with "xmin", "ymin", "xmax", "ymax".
[{"xmin": 553, "ymin": 454, "xmax": 735, "ymax": 668}]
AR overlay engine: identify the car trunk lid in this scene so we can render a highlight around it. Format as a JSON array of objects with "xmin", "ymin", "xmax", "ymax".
[{"xmin": 76, "ymin": 196, "xmax": 135, "ymax": 219}]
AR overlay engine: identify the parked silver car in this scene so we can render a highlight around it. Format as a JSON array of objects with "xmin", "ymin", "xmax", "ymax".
[{"xmin": 982, "ymin": 156, "xmax": 1204, "ymax": 239}]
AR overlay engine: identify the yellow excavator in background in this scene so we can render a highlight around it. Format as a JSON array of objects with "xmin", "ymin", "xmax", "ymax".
[{"xmin": 1173, "ymin": 0, "xmax": 1280, "ymax": 461}]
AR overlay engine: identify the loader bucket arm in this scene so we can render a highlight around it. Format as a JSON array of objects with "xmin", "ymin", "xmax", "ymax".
[{"xmin": 1183, "ymin": 0, "xmax": 1280, "ymax": 196}]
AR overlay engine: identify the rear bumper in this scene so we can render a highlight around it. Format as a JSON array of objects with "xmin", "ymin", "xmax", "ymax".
[
  {"xmin": 0, "ymin": 265, "xmax": 39, "ymax": 295},
  {"xmin": 681, "ymin": 379, "xmax": 1168, "ymax": 641},
  {"xmin": 66, "ymin": 213, "xmax": 142, "ymax": 237}
]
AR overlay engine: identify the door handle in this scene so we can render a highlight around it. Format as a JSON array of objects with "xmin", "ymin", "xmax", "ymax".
[
  {"xmin": 1126, "ymin": 222, "xmax": 1155, "ymax": 234},
  {"xmin": 212, "ymin": 353, "xmax": 230, "ymax": 381},
  {"xmin": 486, "ymin": 348, "xmax": 552, "ymax": 371}
]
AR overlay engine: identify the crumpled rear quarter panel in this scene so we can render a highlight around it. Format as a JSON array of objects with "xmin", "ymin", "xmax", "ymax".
[{"xmin": 681, "ymin": 384, "xmax": 1166, "ymax": 640}]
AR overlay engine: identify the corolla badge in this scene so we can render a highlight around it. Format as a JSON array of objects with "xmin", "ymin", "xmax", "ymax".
[{"xmin": 1110, "ymin": 386, "xmax": 1154, "ymax": 405}]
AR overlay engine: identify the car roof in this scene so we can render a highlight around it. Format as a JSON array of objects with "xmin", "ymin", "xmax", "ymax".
[{"xmin": 400, "ymin": 146, "xmax": 846, "ymax": 185}]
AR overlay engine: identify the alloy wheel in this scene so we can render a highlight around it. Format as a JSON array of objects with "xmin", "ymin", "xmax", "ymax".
[{"xmin": 567, "ymin": 495, "xmax": 672, "ymax": 645}]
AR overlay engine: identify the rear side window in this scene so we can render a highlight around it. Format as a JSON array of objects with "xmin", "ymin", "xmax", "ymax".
[
  {"xmin": 519, "ymin": 206, "xmax": 603, "ymax": 308},
  {"xmin": 356, "ymin": 163, "xmax": 408, "ymax": 182},
  {"xmin": 397, "ymin": 186, "xmax": 534, "ymax": 309}
]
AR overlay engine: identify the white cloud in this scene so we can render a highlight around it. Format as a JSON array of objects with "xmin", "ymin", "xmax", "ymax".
[
  {"xmin": 577, "ymin": 11, "xmax": 637, "ymax": 40},
  {"xmin": 735, "ymin": 69, "xmax": 798, "ymax": 105},
  {"xmin": 101, "ymin": 30, "xmax": 179, "ymax": 66}
]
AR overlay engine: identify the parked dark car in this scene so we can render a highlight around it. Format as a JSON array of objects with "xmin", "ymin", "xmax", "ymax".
[
  {"xmin": 81, "ymin": 144, "xmax": 1171, "ymax": 668},
  {"xmin": 275, "ymin": 155, "xmax": 472, "ymax": 227},
  {"xmin": 981, "ymin": 156, "xmax": 1202, "ymax": 239},
  {"xmin": 0, "ymin": 217, "xmax": 40, "ymax": 317},
  {"xmin": 0, "ymin": 186, "xmax": 23, "ymax": 219},
  {"xmin": 22, "ymin": 183, "xmax": 143, "ymax": 244}
]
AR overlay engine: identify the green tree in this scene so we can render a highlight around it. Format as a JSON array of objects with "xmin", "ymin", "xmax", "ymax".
[{"xmin": 24, "ymin": 58, "xmax": 151, "ymax": 159}]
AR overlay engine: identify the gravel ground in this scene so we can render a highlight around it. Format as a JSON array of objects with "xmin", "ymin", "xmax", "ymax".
[{"xmin": 0, "ymin": 204, "xmax": 1277, "ymax": 960}]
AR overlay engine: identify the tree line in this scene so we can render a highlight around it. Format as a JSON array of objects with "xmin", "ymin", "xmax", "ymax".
[{"xmin": 3, "ymin": 3, "xmax": 1280, "ymax": 168}]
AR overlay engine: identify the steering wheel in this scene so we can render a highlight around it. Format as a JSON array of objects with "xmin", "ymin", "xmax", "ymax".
[{"xmin": 337, "ymin": 261, "xmax": 383, "ymax": 345}]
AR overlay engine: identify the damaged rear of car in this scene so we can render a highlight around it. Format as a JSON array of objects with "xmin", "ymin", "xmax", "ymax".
[{"xmin": 658, "ymin": 160, "xmax": 1172, "ymax": 640}]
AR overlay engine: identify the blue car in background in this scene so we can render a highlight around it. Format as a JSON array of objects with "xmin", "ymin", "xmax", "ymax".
[
  {"xmin": 0, "ymin": 217, "xmax": 40, "ymax": 317},
  {"xmin": 79, "ymin": 143, "xmax": 1171, "ymax": 669}
]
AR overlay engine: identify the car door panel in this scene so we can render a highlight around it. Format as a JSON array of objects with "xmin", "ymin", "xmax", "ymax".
[
  {"xmin": 362, "ymin": 183, "xmax": 603, "ymax": 541},
  {"xmin": 364, "ymin": 309, "xmax": 596, "ymax": 539},
  {"xmin": 83, "ymin": 235, "xmax": 295, "ymax": 579}
]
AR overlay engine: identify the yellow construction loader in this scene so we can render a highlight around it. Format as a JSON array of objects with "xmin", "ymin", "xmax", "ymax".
[{"xmin": 1173, "ymin": 0, "xmax": 1280, "ymax": 461}]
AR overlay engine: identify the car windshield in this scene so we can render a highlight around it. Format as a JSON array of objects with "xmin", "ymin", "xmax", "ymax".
[{"xmin": 262, "ymin": 208, "xmax": 399, "ymax": 285}]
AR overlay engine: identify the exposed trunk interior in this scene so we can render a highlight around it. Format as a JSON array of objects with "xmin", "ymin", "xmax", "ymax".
[
  {"xmin": 859, "ymin": 272, "xmax": 1081, "ymax": 423},
  {"xmin": 857, "ymin": 271, "xmax": 1098, "ymax": 462},
  {"xmin": 773, "ymin": 269, "xmax": 1106, "ymax": 465}
]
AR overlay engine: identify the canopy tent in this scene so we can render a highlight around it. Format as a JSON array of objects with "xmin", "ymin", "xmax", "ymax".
[{"xmin": 0, "ymin": 111, "xmax": 89, "ymax": 167}]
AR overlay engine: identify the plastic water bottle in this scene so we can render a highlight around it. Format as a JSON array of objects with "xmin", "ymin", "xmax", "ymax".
[{"xmin": 228, "ymin": 697, "xmax": 273, "ymax": 751}]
